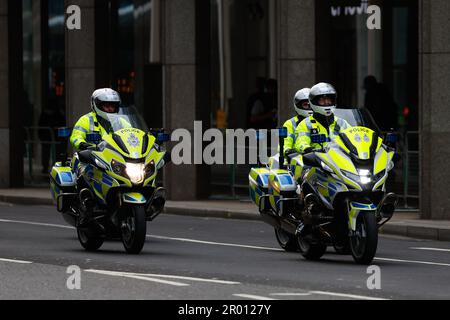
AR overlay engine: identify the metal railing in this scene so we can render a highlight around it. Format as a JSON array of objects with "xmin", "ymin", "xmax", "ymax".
[{"xmin": 24, "ymin": 126, "xmax": 61, "ymax": 184}]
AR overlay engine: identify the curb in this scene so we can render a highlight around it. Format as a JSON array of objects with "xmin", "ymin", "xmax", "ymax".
[
  {"xmin": 0, "ymin": 195, "xmax": 53, "ymax": 206},
  {"xmin": 163, "ymin": 206, "xmax": 260, "ymax": 221},
  {"xmin": 0, "ymin": 194, "xmax": 448, "ymax": 242},
  {"xmin": 379, "ymin": 223, "xmax": 450, "ymax": 242}
]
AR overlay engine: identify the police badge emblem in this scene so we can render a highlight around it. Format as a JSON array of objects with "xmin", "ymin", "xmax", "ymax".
[{"xmin": 127, "ymin": 134, "xmax": 140, "ymax": 147}]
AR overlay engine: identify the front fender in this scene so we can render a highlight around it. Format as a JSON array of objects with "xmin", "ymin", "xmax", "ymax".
[
  {"xmin": 122, "ymin": 192, "xmax": 147, "ymax": 204},
  {"xmin": 348, "ymin": 201, "xmax": 377, "ymax": 231}
]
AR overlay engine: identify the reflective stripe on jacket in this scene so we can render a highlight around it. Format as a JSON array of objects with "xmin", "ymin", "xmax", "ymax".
[
  {"xmin": 70, "ymin": 112, "xmax": 107, "ymax": 150},
  {"xmin": 294, "ymin": 115, "xmax": 350, "ymax": 153}
]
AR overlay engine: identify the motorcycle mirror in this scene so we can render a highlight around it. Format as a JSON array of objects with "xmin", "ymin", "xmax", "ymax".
[
  {"xmin": 86, "ymin": 132, "xmax": 102, "ymax": 144},
  {"xmin": 57, "ymin": 127, "xmax": 71, "ymax": 138}
]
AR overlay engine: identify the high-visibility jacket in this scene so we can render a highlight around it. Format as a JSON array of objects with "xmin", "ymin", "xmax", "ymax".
[
  {"xmin": 70, "ymin": 112, "xmax": 108, "ymax": 150},
  {"xmin": 294, "ymin": 115, "xmax": 350, "ymax": 153},
  {"xmin": 281, "ymin": 115, "xmax": 304, "ymax": 155}
]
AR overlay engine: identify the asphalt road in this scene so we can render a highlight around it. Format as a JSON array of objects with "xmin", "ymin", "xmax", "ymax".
[{"xmin": 0, "ymin": 202, "xmax": 449, "ymax": 300}]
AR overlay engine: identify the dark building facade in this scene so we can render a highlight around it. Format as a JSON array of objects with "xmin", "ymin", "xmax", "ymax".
[{"xmin": 0, "ymin": 0, "xmax": 449, "ymax": 219}]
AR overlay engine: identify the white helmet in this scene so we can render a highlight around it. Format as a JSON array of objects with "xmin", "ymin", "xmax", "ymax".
[
  {"xmin": 91, "ymin": 88, "xmax": 121, "ymax": 121},
  {"xmin": 293, "ymin": 88, "xmax": 312, "ymax": 118},
  {"xmin": 309, "ymin": 82, "xmax": 337, "ymax": 116}
]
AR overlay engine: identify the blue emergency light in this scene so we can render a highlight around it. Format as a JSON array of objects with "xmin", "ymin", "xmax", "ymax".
[
  {"xmin": 278, "ymin": 127, "xmax": 288, "ymax": 138},
  {"xmin": 57, "ymin": 127, "xmax": 71, "ymax": 138},
  {"xmin": 157, "ymin": 132, "xmax": 170, "ymax": 143},
  {"xmin": 385, "ymin": 132, "xmax": 398, "ymax": 144}
]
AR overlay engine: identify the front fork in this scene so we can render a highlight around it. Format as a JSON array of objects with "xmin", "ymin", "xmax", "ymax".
[
  {"xmin": 347, "ymin": 193, "xmax": 398, "ymax": 232},
  {"xmin": 347, "ymin": 201, "xmax": 377, "ymax": 232}
]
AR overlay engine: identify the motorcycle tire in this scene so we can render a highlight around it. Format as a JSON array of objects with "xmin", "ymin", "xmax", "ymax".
[
  {"xmin": 297, "ymin": 236, "xmax": 327, "ymax": 260},
  {"xmin": 77, "ymin": 227, "xmax": 104, "ymax": 251},
  {"xmin": 121, "ymin": 205, "xmax": 147, "ymax": 254},
  {"xmin": 350, "ymin": 212, "xmax": 378, "ymax": 265},
  {"xmin": 274, "ymin": 228, "xmax": 299, "ymax": 252}
]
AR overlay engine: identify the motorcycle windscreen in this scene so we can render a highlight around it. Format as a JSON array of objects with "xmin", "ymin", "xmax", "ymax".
[{"xmin": 333, "ymin": 126, "xmax": 382, "ymax": 160}]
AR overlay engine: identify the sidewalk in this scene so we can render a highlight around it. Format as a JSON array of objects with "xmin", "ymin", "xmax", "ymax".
[{"xmin": 0, "ymin": 188, "xmax": 449, "ymax": 242}]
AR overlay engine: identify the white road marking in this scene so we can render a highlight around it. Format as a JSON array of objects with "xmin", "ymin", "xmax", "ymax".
[
  {"xmin": 309, "ymin": 291, "xmax": 388, "ymax": 300},
  {"xmin": 148, "ymin": 235, "xmax": 283, "ymax": 252},
  {"xmin": 410, "ymin": 247, "xmax": 450, "ymax": 253},
  {"xmin": 0, "ymin": 219, "xmax": 73, "ymax": 229},
  {"xmin": 2, "ymin": 218, "xmax": 450, "ymax": 269},
  {"xmin": 0, "ymin": 258, "xmax": 33, "ymax": 264},
  {"xmin": 233, "ymin": 294, "xmax": 277, "ymax": 300},
  {"xmin": 374, "ymin": 257, "xmax": 450, "ymax": 267},
  {"xmin": 270, "ymin": 293, "xmax": 312, "ymax": 296},
  {"xmin": 85, "ymin": 269, "xmax": 189, "ymax": 287},
  {"xmin": 85, "ymin": 269, "xmax": 240, "ymax": 285}
]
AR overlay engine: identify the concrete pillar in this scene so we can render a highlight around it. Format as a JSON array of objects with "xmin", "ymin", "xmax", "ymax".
[
  {"xmin": 161, "ymin": 0, "xmax": 210, "ymax": 200},
  {"xmin": 0, "ymin": 0, "xmax": 24, "ymax": 187},
  {"xmin": 277, "ymin": 0, "xmax": 316, "ymax": 123},
  {"xmin": 65, "ymin": 0, "xmax": 96, "ymax": 126},
  {"xmin": 0, "ymin": 1, "xmax": 9, "ymax": 186},
  {"xmin": 419, "ymin": 0, "xmax": 450, "ymax": 219}
]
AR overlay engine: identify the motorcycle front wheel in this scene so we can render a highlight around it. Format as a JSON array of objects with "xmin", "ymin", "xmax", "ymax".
[
  {"xmin": 350, "ymin": 212, "xmax": 378, "ymax": 264},
  {"xmin": 121, "ymin": 205, "xmax": 147, "ymax": 254}
]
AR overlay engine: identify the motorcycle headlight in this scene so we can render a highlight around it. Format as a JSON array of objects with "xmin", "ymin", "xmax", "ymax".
[
  {"xmin": 373, "ymin": 170, "xmax": 386, "ymax": 182},
  {"xmin": 341, "ymin": 170, "xmax": 360, "ymax": 183},
  {"xmin": 125, "ymin": 163, "xmax": 145, "ymax": 185},
  {"xmin": 111, "ymin": 159, "xmax": 127, "ymax": 177}
]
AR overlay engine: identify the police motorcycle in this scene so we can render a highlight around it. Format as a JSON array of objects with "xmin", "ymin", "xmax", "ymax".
[
  {"xmin": 249, "ymin": 108, "xmax": 398, "ymax": 264},
  {"xmin": 50, "ymin": 106, "xmax": 170, "ymax": 254}
]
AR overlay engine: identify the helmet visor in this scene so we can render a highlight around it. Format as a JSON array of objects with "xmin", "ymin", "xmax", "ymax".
[
  {"xmin": 97, "ymin": 101, "xmax": 120, "ymax": 113},
  {"xmin": 311, "ymin": 94, "xmax": 336, "ymax": 107},
  {"xmin": 295, "ymin": 99, "xmax": 311, "ymax": 110}
]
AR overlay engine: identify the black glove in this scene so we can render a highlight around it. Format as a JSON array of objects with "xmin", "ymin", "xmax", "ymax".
[
  {"xmin": 284, "ymin": 149, "xmax": 299, "ymax": 160},
  {"xmin": 79, "ymin": 142, "xmax": 95, "ymax": 151},
  {"xmin": 302, "ymin": 147, "xmax": 314, "ymax": 154}
]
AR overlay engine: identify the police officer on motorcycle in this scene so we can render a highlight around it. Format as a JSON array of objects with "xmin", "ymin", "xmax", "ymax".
[
  {"xmin": 70, "ymin": 88, "xmax": 122, "ymax": 151},
  {"xmin": 294, "ymin": 82, "xmax": 350, "ymax": 154},
  {"xmin": 281, "ymin": 88, "xmax": 312, "ymax": 158},
  {"xmin": 69, "ymin": 88, "xmax": 122, "ymax": 227}
]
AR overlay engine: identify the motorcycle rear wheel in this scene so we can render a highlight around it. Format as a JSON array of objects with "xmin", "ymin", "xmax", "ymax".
[
  {"xmin": 297, "ymin": 236, "xmax": 327, "ymax": 260},
  {"xmin": 350, "ymin": 213, "xmax": 378, "ymax": 264},
  {"xmin": 121, "ymin": 205, "xmax": 147, "ymax": 254},
  {"xmin": 274, "ymin": 228, "xmax": 299, "ymax": 252},
  {"xmin": 77, "ymin": 227, "xmax": 104, "ymax": 251}
]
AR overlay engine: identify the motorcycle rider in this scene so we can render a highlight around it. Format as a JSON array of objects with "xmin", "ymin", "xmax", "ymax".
[
  {"xmin": 281, "ymin": 88, "xmax": 312, "ymax": 158},
  {"xmin": 70, "ymin": 88, "xmax": 122, "ymax": 151},
  {"xmin": 69, "ymin": 88, "xmax": 123, "ymax": 227},
  {"xmin": 294, "ymin": 82, "xmax": 350, "ymax": 154}
]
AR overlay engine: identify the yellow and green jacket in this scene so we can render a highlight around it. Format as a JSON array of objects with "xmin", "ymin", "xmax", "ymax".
[
  {"xmin": 294, "ymin": 115, "xmax": 350, "ymax": 153},
  {"xmin": 70, "ymin": 112, "xmax": 108, "ymax": 150},
  {"xmin": 281, "ymin": 115, "xmax": 307, "ymax": 156}
]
